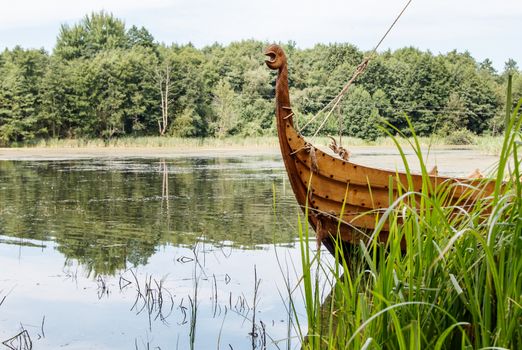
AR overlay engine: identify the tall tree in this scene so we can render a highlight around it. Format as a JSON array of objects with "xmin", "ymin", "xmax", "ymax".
[
  {"xmin": 85, "ymin": 48, "xmax": 158, "ymax": 138},
  {"xmin": 54, "ymin": 11, "xmax": 128, "ymax": 60},
  {"xmin": 504, "ymin": 58, "xmax": 519, "ymax": 75},
  {"xmin": 0, "ymin": 47, "xmax": 48, "ymax": 144},
  {"xmin": 479, "ymin": 58, "xmax": 497, "ymax": 75},
  {"xmin": 127, "ymin": 25, "xmax": 156, "ymax": 50},
  {"xmin": 156, "ymin": 59, "xmax": 172, "ymax": 136},
  {"xmin": 212, "ymin": 79, "xmax": 239, "ymax": 138},
  {"xmin": 40, "ymin": 57, "xmax": 90, "ymax": 138}
]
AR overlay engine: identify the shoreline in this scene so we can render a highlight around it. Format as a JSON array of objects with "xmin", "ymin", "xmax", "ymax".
[
  {"xmin": 1, "ymin": 134, "xmax": 504, "ymax": 160},
  {"xmin": 0, "ymin": 143, "xmax": 481, "ymax": 161},
  {"xmin": 0, "ymin": 145, "xmax": 501, "ymax": 178},
  {"xmin": 0, "ymin": 145, "xmax": 281, "ymax": 160}
]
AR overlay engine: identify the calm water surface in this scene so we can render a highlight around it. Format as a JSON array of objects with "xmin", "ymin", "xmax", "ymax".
[
  {"xmin": 0, "ymin": 148, "xmax": 498, "ymax": 349},
  {"xmin": 0, "ymin": 156, "xmax": 315, "ymax": 350}
]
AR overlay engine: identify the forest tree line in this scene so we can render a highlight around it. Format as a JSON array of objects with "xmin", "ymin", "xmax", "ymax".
[{"xmin": 0, "ymin": 12, "xmax": 520, "ymax": 146}]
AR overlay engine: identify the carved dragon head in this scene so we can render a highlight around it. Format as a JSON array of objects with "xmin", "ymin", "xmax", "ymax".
[{"xmin": 264, "ymin": 44, "xmax": 287, "ymax": 70}]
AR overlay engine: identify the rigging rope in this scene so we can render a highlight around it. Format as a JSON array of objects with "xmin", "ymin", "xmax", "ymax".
[{"xmin": 299, "ymin": 0, "xmax": 414, "ymax": 139}]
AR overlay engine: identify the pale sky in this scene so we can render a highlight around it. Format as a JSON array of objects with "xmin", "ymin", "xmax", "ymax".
[{"xmin": 0, "ymin": 0, "xmax": 520, "ymax": 71}]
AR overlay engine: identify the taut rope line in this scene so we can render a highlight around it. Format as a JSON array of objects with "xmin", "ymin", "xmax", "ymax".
[{"xmin": 299, "ymin": 0, "xmax": 414, "ymax": 138}]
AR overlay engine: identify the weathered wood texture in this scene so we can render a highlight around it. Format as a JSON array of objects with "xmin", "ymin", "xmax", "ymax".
[{"xmin": 265, "ymin": 44, "xmax": 495, "ymax": 249}]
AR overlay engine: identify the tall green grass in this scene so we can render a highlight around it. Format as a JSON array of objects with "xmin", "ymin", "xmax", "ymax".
[
  {"xmin": 473, "ymin": 136, "xmax": 505, "ymax": 155},
  {"xmin": 16, "ymin": 135, "xmax": 366, "ymax": 149},
  {"xmin": 11, "ymin": 134, "xmax": 493, "ymax": 150},
  {"xmin": 27, "ymin": 135, "xmax": 281, "ymax": 149},
  {"xmin": 292, "ymin": 100, "xmax": 521, "ymax": 349}
]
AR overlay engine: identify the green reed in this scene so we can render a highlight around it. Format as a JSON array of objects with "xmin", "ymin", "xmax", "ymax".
[
  {"xmin": 28, "ymin": 135, "xmax": 281, "ymax": 149},
  {"xmin": 14, "ymin": 134, "xmax": 477, "ymax": 150},
  {"xmin": 292, "ymin": 100, "xmax": 521, "ymax": 349}
]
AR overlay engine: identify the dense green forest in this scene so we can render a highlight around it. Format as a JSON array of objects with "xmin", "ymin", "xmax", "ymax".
[{"xmin": 0, "ymin": 12, "xmax": 520, "ymax": 146}]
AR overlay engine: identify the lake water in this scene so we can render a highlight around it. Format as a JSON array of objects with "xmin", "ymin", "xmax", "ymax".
[
  {"xmin": 0, "ymin": 148, "xmax": 499, "ymax": 349},
  {"xmin": 0, "ymin": 156, "xmax": 322, "ymax": 350}
]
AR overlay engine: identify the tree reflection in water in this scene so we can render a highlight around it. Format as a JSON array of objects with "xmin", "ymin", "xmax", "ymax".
[{"xmin": 0, "ymin": 157, "xmax": 298, "ymax": 275}]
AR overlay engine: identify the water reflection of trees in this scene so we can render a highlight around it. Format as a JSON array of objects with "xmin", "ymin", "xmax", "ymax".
[{"xmin": 0, "ymin": 158, "xmax": 297, "ymax": 275}]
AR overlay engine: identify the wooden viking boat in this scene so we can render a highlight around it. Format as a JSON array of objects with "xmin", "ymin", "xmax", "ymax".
[{"xmin": 264, "ymin": 44, "xmax": 496, "ymax": 256}]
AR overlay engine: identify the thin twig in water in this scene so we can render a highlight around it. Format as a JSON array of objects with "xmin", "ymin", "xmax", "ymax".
[
  {"xmin": 176, "ymin": 256, "xmax": 194, "ymax": 264},
  {"xmin": 249, "ymin": 265, "xmax": 261, "ymax": 349},
  {"xmin": 96, "ymin": 274, "xmax": 109, "ymax": 299},
  {"xmin": 123, "ymin": 269, "xmax": 174, "ymax": 328},
  {"xmin": 212, "ymin": 274, "xmax": 218, "ymax": 318},
  {"xmin": 40, "ymin": 316, "xmax": 45, "ymax": 339},
  {"xmin": 216, "ymin": 312, "xmax": 228, "ymax": 350},
  {"xmin": 2, "ymin": 328, "xmax": 32, "ymax": 350},
  {"xmin": 119, "ymin": 275, "xmax": 132, "ymax": 290},
  {"xmin": 260, "ymin": 321, "xmax": 267, "ymax": 350}
]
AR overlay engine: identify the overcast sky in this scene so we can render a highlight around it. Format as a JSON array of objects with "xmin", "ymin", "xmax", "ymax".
[{"xmin": 0, "ymin": 0, "xmax": 520, "ymax": 71}]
